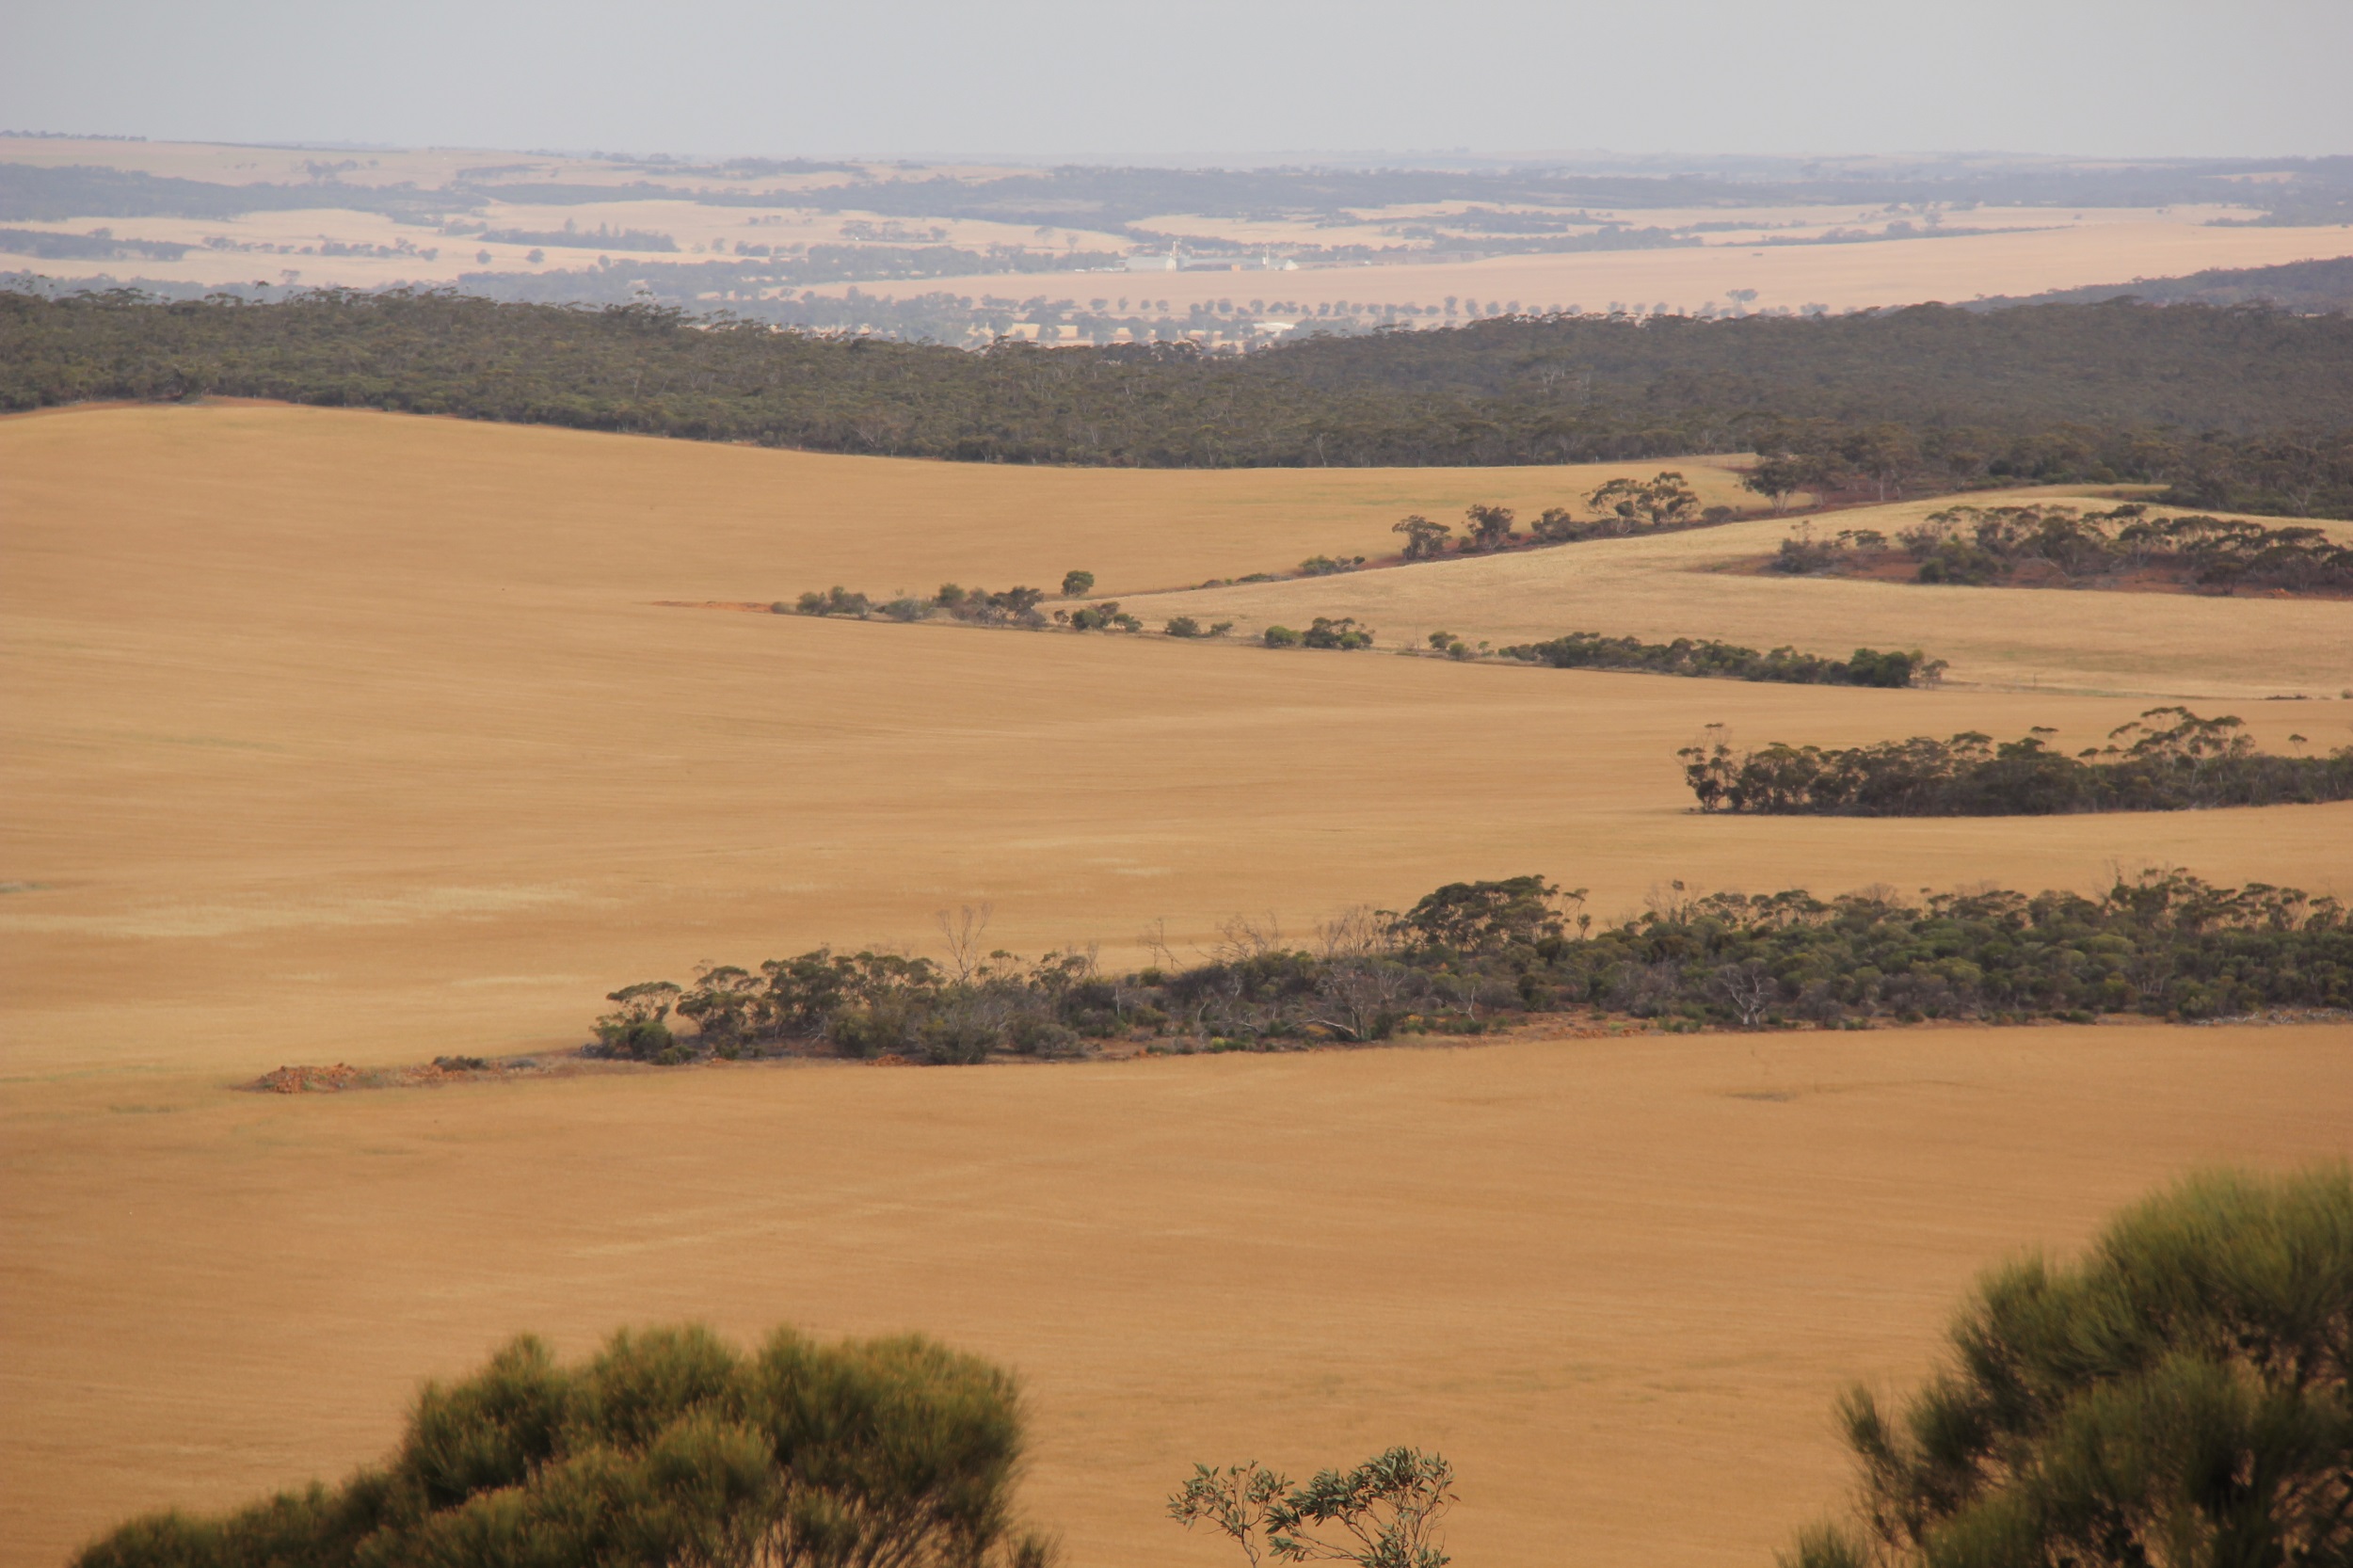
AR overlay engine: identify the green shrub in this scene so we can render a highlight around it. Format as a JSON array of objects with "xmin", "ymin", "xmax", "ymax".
[
  {"xmin": 1059, "ymin": 569, "xmax": 1094, "ymax": 597},
  {"xmin": 1784, "ymin": 1166, "xmax": 2353, "ymax": 1568},
  {"xmin": 793, "ymin": 586, "xmax": 872, "ymax": 618},
  {"xmin": 1164, "ymin": 616, "xmax": 1203, "ymax": 637},
  {"xmin": 1263, "ymin": 625, "xmax": 1303, "ymax": 648},
  {"xmin": 1301, "ymin": 616, "xmax": 1373, "ymax": 650},
  {"xmin": 75, "ymin": 1325, "xmax": 1049, "ymax": 1568}
]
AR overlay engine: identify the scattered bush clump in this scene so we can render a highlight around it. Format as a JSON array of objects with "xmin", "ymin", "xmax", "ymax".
[
  {"xmin": 1263, "ymin": 618, "xmax": 1374, "ymax": 649},
  {"xmin": 1390, "ymin": 474, "xmax": 1717, "ymax": 563},
  {"xmin": 1301, "ymin": 616, "xmax": 1374, "ymax": 649},
  {"xmin": 1785, "ymin": 1164, "xmax": 2352, "ymax": 1568},
  {"xmin": 1296, "ymin": 554, "xmax": 1366, "ymax": 575},
  {"xmin": 1067, "ymin": 600, "xmax": 1143, "ymax": 632},
  {"xmin": 72, "ymin": 1323, "xmax": 1052, "ymax": 1568},
  {"xmin": 1499, "ymin": 632, "xmax": 1939, "ymax": 687},
  {"xmin": 1172, "ymin": 1448, "xmax": 1457, "ymax": 1568},
  {"xmin": 790, "ymin": 582, "xmax": 1051, "ymax": 628},
  {"xmin": 792, "ymin": 585, "xmax": 872, "ymax": 618},
  {"xmin": 1682, "ymin": 707, "xmax": 2353, "ymax": 815},
  {"xmin": 1769, "ymin": 503, "xmax": 2353, "ymax": 594},
  {"xmin": 585, "ymin": 867, "xmax": 2353, "ymax": 1064}
]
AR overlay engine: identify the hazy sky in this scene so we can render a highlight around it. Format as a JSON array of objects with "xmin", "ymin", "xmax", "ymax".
[{"xmin": 8, "ymin": 0, "xmax": 2349, "ymax": 161}]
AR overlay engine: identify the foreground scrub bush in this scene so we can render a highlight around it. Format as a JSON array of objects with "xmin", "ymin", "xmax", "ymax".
[
  {"xmin": 1172, "ymin": 1448, "xmax": 1456, "ymax": 1568},
  {"xmin": 1785, "ymin": 1165, "xmax": 2352, "ymax": 1568},
  {"xmin": 74, "ymin": 1325, "xmax": 1053, "ymax": 1568}
]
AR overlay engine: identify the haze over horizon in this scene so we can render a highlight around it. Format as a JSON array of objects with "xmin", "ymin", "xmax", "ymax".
[{"xmin": 8, "ymin": 0, "xmax": 2350, "ymax": 162}]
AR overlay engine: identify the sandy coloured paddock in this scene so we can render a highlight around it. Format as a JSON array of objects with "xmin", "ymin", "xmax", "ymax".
[
  {"xmin": 6, "ymin": 404, "xmax": 2349, "ymax": 1080},
  {"xmin": 4, "ymin": 403, "xmax": 2350, "ymax": 1567},
  {"xmin": 3, "ymin": 1026, "xmax": 2346, "ymax": 1568}
]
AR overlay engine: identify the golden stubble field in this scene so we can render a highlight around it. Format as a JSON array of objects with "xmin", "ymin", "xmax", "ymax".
[
  {"xmin": 5, "ymin": 1026, "xmax": 2347, "ymax": 1568},
  {"xmin": 4, "ymin": 402, "xmax": 2350, "ymax": 1567},
  {"xmin": 803, "ymin": 217, "xmax": 2353, "ymax": 318}
]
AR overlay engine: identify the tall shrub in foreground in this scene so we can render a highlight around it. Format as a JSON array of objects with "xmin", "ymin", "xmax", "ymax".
[
  {"xmin": 74, "ymin": 1325, "xmax": 1053, "ymax": 1568},
  {"xmin": 1785, "ymin": 1165, "xmax": 2352, "ymax": 1568}
]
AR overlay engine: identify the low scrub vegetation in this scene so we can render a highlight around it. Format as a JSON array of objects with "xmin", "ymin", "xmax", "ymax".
[
  {"xmin": 587, "ymin": 867, "xmax": 2352, "ymax": 1066},
  {"xmin": 1769, "ymin": 503, "xmax": 2353, "ymax": 593},
  {"xmin": 1785, "ymin": 1164, "xmax": 2351, "ymax": 1568},
  {"xmin": 1496, "ymin": 632, "xmax": 1939, "ymax": 687},
  {"xmin": 1265, "ymin": 617, "xmax": 1375, "ymax": 650},
  {"xmin": 1172, "ymin": 1448, "xmax": 1456, "ymax": 1568},
  {"xmin": 73, "ymin": 1324, "xmax": 1050, "ymax": 1568},
  {"xmin": 1393, "ymin": 473, "xmax": 1731, "ymax": 562},
  {"xmin": 789, "ymin": 582, "xmax": 1109, "ymax": 630},
  {"xmin": 1682, "ymin": 707, "xmax": 2353, "ymax": 815}
]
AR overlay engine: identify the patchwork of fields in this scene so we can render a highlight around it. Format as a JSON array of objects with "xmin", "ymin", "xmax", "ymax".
[{"xmin": 3, "ymin": 402, "xmax": 2348, "ymax": 1567}]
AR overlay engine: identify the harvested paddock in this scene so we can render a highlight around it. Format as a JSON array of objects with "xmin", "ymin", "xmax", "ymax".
[
  {"xmin": 6, "ymin": 400, "xmax": 2353, "ymax": 1568},
  {"xmin": 2, "ymin": 1024, "xmax": 2346, "ymax": 1568},
  {"xmin": 4, "ymin": 403, "xmax": 2350, "ymax": 1082},
  {"xmin": 797, "ymin": 216, "xmax": 2353, "ymax": 318},
  {"xmin": 1118, "ymin": 498, "xmax": 2353, "ymax": 698}
]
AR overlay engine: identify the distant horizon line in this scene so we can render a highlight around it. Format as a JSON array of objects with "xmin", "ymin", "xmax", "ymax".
[{"xmin": 5, "ymin": 131, "xmax": 2347, "ymax": 170}]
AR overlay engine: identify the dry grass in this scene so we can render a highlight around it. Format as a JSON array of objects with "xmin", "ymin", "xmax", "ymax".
[
  {"xmin": 5, "ymin": 404, "xmax": 2351, "ymax": 1568},
  {"xmin": 3, "ymin": 1025, "xmax": 2346, "ymax": 1568}
]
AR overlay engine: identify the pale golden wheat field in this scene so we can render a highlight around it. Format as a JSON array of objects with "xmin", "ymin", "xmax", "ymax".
[{"xmin": 3, "ymin": 403, "xmax": 2349, "ymax": 1567}]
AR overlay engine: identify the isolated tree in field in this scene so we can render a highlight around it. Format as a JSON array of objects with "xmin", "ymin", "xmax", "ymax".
[
  {"xmin": 1462, "ymin": 503, "xmax": 1517, "ymax": 552},
  {"xmin": 1392, "ymin": 514, "xmax": 1452, "ymax": 560},
  {"xmin": 1784, "ymin": 1164, "xmax": 2352, "ymax": 1568},
  {"xmin": 1171, "ymin": 1448, "xmax": 1456, "ymax": 1568},
  {"xmin": 1743, "ymin": 454, "xmax": 1814, "ymax": 513},
  {"xmin": 1395, "ymin": 875, "xmax": 1585, "ymax": 952},
  {"xmin": 1061, "ymin": 569, "xmax": 1095, "ymax": 598}
]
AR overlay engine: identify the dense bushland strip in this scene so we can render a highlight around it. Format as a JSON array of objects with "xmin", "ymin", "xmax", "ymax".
[
  {"xmin": 1682, "ymin": 708, "xmax": 2353, "ymax": 816},
  {"xmin": 72, "ymin": 1325, "xmax": 1049, "ymax": 1568},
  {"xmin": 5, "ymin": 290, "xmax": 2350, "ymax": 515},
  {"xmin": 578, "ymin": 869, "xmax": 2351, "ymax": 1069},
  {"xmin": 1769, "ymin": 502, "xmax": 2353, "ymax": 594}
]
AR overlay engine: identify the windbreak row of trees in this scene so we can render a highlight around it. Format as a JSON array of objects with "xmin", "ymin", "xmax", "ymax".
[
  {"xmin": 6, "ymin": 290, "xmax": 2350, "ymax": 514},
  {"xmin": 782, "ymin": 583, "xmax": 1938, "ymax": 686},
  {"xmin": 1681, "ymin": 708, "xmax": 2353, "ymax": 816},
  {"xmin": 1771, "ymin": 502, "xmax": 2353, "ymax": 593},
  {"xmin": 589, "ymin": 868, "xmax": 2353, "ymax": 1065},
  {"xmin": 1495, "ymin": 633, "xmax": 1938, "ymax": 687},
  {"xmin": 1391, "ymin": 474, "xmax": 1721, "ymax": 558}
]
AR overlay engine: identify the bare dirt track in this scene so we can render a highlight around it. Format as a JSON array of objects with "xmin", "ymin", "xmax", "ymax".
[
  {"xmin": 4, "ymin": 1026, "xmax": 2346, "ymax": 1568},
  {"xmin": 4, "ymin": 403, "xmax": 2351, "ymax": 1568}
]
